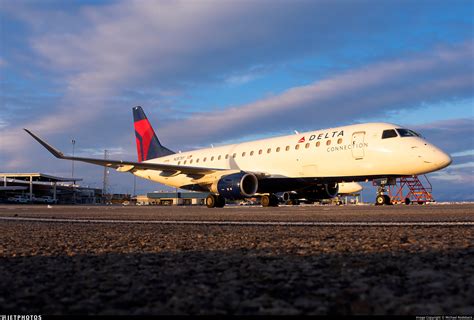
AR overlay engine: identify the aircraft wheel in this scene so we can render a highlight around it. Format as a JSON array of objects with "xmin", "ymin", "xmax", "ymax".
[
  {"xmin": 269, "ymin": 194, "xmax": 279, "ymax": 206},
  {"xmin": 375, "ymin": 195, "xmax": 385, "ymax": 205},
  {"xmin": 404, "ymin": 198, "xmax": 411, "ymax": 205},
  {"xmin": 262, "ymin": 194, "xmax": 279, "ymax": 207},
  {"xmin": 383, "ymin": 195, "xmax": 392, "ymax": 205},
  {"xmin": 206, "ymin": 194, "xmax": 217, "ymax": 208},
  {"xmin": 261, "ymin": 195, "xmax": 271, "ymax": 207},
  {"xmin": 216, "ymin": 195, "xmax": 226, "ymax": 208}
]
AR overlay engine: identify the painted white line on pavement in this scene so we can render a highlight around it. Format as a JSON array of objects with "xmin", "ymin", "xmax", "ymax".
[{"xmin": 0, "ymin": 216, "xmax": 473, "ymax": 226}]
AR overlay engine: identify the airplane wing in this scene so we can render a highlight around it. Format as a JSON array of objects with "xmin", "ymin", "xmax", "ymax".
[{"xmin": 24, "ymin": 129, "xmax": 222, "ymax": 175}]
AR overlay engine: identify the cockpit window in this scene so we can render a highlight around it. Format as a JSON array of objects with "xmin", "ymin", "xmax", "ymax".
[
  {"xmin": 382, "ymin": 129, "xmax": 398, "ymax": 139},
  {"xmin": 396, "ymin": 128, "xmax": 420, "ymax": 137}
]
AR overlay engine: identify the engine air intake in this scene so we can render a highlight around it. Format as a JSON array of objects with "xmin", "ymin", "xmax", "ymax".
[{"xmin": 217, "ymin": 172, "xmax": 258, "ymax": 200}]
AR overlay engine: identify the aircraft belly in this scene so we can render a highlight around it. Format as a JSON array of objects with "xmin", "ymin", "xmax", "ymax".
[{"xmin": 133, "ymin": 170, "xmax": 194, "ymax": 189}]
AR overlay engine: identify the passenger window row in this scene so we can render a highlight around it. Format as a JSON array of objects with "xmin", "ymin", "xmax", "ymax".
[{"xmin": 177, "ymin": 139, "xmax": 344, "ymax": 165}]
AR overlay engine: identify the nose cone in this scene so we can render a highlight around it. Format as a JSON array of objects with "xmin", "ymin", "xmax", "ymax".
[{"xmin": 435, "ymin": 150, "xmax": 452, "ymax": 170}]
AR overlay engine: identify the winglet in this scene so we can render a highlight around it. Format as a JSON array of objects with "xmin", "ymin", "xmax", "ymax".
[{"xmin": 24, "ymin": 129, "xmax": 65, "ymax": 159}]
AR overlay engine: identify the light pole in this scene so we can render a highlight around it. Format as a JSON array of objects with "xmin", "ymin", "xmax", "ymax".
[
  {"xmin": 71, "ymin": 139, "xmax": 76, "ymax": 204},
  {"xmin": 71, "ymin": 139, "xmax": 76, "ymax": 178},
  {"xmin": 133, "ymin": 175, "xmax": 136, "ymax": 197}
]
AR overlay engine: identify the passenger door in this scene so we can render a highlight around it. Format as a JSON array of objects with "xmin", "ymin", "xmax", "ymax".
[{"xmin": 351, "ymin": 131, "xmax": 366, "ymax": 160}]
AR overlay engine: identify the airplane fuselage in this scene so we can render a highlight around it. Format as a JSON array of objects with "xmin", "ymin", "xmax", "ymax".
[{"xmin": 133, "ymin": 122, "xmax": 451, "ymax": 193}]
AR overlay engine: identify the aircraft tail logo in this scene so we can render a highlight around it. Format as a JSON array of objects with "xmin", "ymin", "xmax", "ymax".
[{"xmin": 133, "ymin": 106, "xmax": 175, "ymax": 161}]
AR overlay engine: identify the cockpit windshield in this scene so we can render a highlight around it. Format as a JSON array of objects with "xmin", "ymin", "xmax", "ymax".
[
  {"xmin": 382, "ymin": 129, "xmax": 398, "ymax": 139},
  {"xmin": 396, "ymin": 128, "xmax": 421, "ymax": 137}
]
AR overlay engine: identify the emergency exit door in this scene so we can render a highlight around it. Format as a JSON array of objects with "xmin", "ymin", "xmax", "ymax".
[{"xmin": 351, "ymin": 131, "xmax": 366, "ymax": 159}]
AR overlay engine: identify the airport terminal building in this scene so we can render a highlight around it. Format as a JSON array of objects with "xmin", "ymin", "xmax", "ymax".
[
  {"xmin": 1, "ymin": 173, "xmax": 210, "ymax": 206},
  {"xmin": 0, "ymin": 173, "xmax": 102, "ymax": 204}
]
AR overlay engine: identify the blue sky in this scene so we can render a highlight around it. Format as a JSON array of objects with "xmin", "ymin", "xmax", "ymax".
[{"xmin": 1, "ymin": 0, "xmax": 473, "ymax": 201}]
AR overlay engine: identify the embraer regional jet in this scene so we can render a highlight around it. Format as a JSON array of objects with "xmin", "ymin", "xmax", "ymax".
[{"xmin": 25, "ymin": 106, "xmax": 452, "ymax": 208}]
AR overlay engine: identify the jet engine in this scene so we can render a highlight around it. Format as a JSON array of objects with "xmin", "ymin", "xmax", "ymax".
[{"xmin": 212, "ymin": 172, "xmax": 258, "ymax": 200}]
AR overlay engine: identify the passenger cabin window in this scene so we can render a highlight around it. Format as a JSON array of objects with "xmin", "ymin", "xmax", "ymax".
[
  {"xmin": 259, "ymin": 149, "xmax": 263, "ymax": 155},
  {"xmin": 382, "ymin": 129, "xmax": 398, "ymax": 139},
  {"xmin": 396, "ymin": 128, "xmax": 420, "ymax": 137},
  {"xmin": 232, "ymin": 153, "xmax": 236, "ymax": 158},
  {"xmin": 225, "ymin": 154, "xmax": 229, "ymax": 159},
  {"xmin": 218, "ymin": 155, "xmax": 222, "ymax": 160},
  {"xmin": 203, "ymin": 157, "xmax": 206, "ymax": 162},
  {"xmin": 242, "ymin": 152, "xmax": 246, "ymax": 157},
  {"xmin": 276, "ymin": 147, "xmax": 280, "ymax": 152},
  {"xmin": 267, "ymin": 148, "xmax": 271, "ymax": 154},
  {"xmin": 326, "ymin": 140, "xmax": 331, "ymax": 146},
  {"xmin": 250, "ymin": 151, "xmax": 254, "ymax": 156},
  {"xmin": 337, "ymin": 138, "xmax": 343, "ymax": 144},
  {"xmin": 305, "ymin": 143, "xmax": 310, "ymax": 149},
  {"xmin": 316, "ymin": 141, "xmax": 320, "ymax": 147},
  {"xmin": 295, "ymin": 145, "xmax": 300, "ymax": 150},
  {"xmin": 211, "ymin": 156, "xmax": 214, "ymax": 161},
  {"xmin": 285, "ymin": 146, "xmax": 290, "ymax": 151}
]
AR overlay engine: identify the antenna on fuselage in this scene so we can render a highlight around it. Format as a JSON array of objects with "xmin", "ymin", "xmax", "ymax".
[{"xmin": 294, "ymin": 130, "xmax": 299, "ymax": 134}]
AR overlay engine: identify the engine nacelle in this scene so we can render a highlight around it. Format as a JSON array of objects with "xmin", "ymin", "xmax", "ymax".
[
  {"xmin": 285, "ymin": 183, "xmax": 339, "ymax": 201},
  {"xmin": 214, "ymin": 172, "xmax": 258, "ymax": 200}
]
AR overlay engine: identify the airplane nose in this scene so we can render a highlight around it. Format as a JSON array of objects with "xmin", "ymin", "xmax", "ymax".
[{"xmin": 435, "ymin": 150, "xmax": 452, "ymax": 170}]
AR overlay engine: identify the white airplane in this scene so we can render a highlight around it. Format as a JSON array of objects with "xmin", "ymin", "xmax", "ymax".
[{"xmin": 25, "ymin": 106, "xmax": 452, "ymax": 208}]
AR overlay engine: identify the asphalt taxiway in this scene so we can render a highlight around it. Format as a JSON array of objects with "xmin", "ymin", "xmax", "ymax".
[{"xmin": 0, "ymin": 204, "xmax": 473, "ymax": 315}]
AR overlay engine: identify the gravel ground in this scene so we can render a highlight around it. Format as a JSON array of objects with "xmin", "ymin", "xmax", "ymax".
[{"xmin": 0, "ymin": 204, "xmax": 473, "ymax": 315}]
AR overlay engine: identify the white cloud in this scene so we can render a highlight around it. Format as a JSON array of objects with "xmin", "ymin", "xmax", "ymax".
[
  {"xmin": 77, "ymin": 147, "xmax": 128, "ymax": 157},
  {"xmin": 0, "ymin": 118, "xmax": 8, "ymax": 129},
  {"xmin": 224, "ymin": 65, "xmax": 268, "ymax": 86},
  {"xmin": 452, "ymin": 150, "xmax": 474, "ymax": 157},
  {"xmin": 447, "ymin": 162, "xmax": 474, "ymax": 170}
]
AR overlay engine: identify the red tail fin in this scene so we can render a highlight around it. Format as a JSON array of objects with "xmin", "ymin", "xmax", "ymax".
[{"xmin": 133, "ymin": 106, "xmax": 175, "ymax": 161}]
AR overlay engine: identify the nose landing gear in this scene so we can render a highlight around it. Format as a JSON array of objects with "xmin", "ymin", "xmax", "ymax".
[
  {"xmin": 373, "ymin": 178, "xmax": 395, "ymax": 205},
  {"xmin": 376, "ymin": 194, "xmax": 392, "ymax": 205}
]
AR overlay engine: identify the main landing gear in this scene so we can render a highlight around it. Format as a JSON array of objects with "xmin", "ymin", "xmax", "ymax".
[
  {"xmin": 261, "ymin": 194, "xmax": 279, "ymax": 207},
  {"xmin": 206, "ymin": 194, "xmax": 226, "ymax": 208}
]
